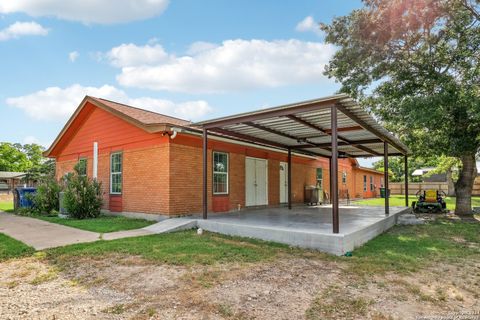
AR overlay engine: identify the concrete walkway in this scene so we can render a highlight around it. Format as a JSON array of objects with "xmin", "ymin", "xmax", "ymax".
[{"xmin": 0, "ymin": 212, "xmax": 153, "ymax": 250}]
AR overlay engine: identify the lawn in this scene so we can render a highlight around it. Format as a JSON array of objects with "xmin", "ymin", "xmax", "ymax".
[
  {"xmin": 46, "ymin": 230, "xmax": 291, "ymax": 265},
  {"xmin": 45, "ymin": 218, "xmax": 479, "ymax": 270},
  {"xmin": 0, "ymin": 233, "xmax": 35, "ymax": 261},
  {"xmin": 354, "ymin": 194, "xmax": 480, "ymax": 210},
  {"xmin": 344, "ymin": 218, "xmax": 480, "ymax": 274},
  {"xmin": 1, "ymin": 200, "xmax": 155, "ymax": 232},
  {"xmin": 0, "ymin": 200, "xmax": 14, "ymax": 213},
  {"xmin": 33, "ymin": 215, "xmax": 156, "ymax": 233}
]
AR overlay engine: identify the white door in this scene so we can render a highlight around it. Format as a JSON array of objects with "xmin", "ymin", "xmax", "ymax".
[
  {"xmin": 245, "ymin": 157, "xmax": 268, "ymax": 206},
  {"xmin": 279, "ymin": 162, "xmax": 288, "ymax": 203}
]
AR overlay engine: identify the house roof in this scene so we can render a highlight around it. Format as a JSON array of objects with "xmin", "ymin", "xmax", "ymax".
[
  {"xmin": 412, "ymin": 167, "xmax": 436, "ymax": 176},
  {"xmin": 0, "ymin": 171, "xmax": 26, "ymax": 179},
  {"xmin": 355, "ymin": 166, "xmax": 385, "ymax": 175},
  {"xmin": 44, "ymin": 96, "xmax": 192, "ymax": 157},
  {"xmin": 90, "ymin": 97, "xmax": 191, "ymax": 127},
  {"xmin": 194, "ymin": 94, "xmax": 409, "ymax": 158}
]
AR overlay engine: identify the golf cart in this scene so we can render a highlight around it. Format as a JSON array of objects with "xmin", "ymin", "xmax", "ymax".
[{"xmin": 412, "ymin": 189, "xmax": 447, "ymax": 213}]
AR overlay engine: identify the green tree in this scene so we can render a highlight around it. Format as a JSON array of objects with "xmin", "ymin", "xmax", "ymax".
[
  {"xmin": 0, "ymin": 143, "xmax": 30, "ymax": 171},
  {"xmin": 321, "ymin": 0, "xmax": 480, "ymax": 214},
  {"xmin": 0, "ymin": 142, "xmax": 53, "ymax": 180}
]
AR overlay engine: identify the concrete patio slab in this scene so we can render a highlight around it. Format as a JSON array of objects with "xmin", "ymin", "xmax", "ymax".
[
  {"xmin": 196, "ymin": 205, "xmax": 411, "ymax": 255},
  {"xmin": 0, "ymin": 213, "xmax": 100, "ymax": 250},
  {"xmin": 141, "ymin": 205, "xmax": 411, "ymax": 255}
]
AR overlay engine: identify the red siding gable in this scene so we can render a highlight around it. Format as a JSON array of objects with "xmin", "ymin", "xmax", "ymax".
[{"xmin": 57, "ymin": 102, "xmax": 164, "ymax": 161}]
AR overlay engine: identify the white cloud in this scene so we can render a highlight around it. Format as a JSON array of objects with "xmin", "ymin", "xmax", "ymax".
[
  {"xmin": 69, "ymin": 51, "xmax": 79, "ymax": 62},
  {"xmin": 128, "ymin": 97, "xmax": 213, "ymax": 121},
  {"xmin": 0, "ymin": 0, "xmax": 169, "ymax": 24},
  {"xmin": 22, "ymin": 135, "xmax": 48, "ymax": 147},
  {"xmin": 106, "ymin": 43, "xmax": 168, "ymax": 68},
  {"xmin": 186, "ymin": 41, "xmax": 218, "ymax": 55},
  {"xmin": 23, "ymin": 135, "xmax": 40, "ymax": 145},
  {"xmin": 6, "ymin": 84, "xmax": 213, "ymax": 122},
  {"xmin": 0, "ymin": 21, "xmax": 48, "ymax": 41},
  {"xmin": 295, "ymin": 16, "xmax": 323, "ymax": 36},
  {"xmin": 106, "ymin": 39, "xmax": 336, "ymax": 93}
]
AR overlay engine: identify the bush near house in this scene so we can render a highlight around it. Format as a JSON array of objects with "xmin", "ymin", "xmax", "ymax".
[
  {"xmin": 63, "ymin": 166, "xmax": 103, "ymax": 219},
  {"xmin": 31, "ymin": 176, "xmax": 61, "ymax": 215}
]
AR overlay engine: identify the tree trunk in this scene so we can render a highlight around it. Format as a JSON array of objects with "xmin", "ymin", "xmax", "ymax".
[
  {"xmin": 447, "ymin": 169, "xmax": 456, "ymax": 197},
  {"xmin": 454, "ymin": 153, "xmax": 477, "ymax": 215}
]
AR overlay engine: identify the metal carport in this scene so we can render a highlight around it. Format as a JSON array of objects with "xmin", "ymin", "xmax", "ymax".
[{"xmin": 194, "ymin": 94, "xmax": 410, "ymax": 234}]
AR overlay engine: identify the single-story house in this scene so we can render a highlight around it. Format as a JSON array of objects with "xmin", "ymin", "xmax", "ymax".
[
  {"xmin": 412, "ymin": 167, "xmax": 448, "ymax": 182},
  {"xmin": 44, "ymin": 96, "xmax": 385, "ymax": 217},
  {"xmin": 0, "ymin": 171, "xmax": 27, "ymax": 202}
]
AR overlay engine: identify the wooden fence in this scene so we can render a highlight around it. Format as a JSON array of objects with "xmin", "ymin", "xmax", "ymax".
[
  {"xmin": 474, "ymin": 177, "xmax": 480, "ymax": 196},
  {"xmin": 390, "ymin": 176, "xmax": 480, "ymax": 196},
  {"xmin": 389, "ymin": 182, "xmax": 448, "ymax": 195}
]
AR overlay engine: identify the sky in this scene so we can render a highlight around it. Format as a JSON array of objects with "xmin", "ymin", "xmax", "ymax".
[{"xmin": 0, "ymin": 0, "xmax": 380, "ymax": 167}]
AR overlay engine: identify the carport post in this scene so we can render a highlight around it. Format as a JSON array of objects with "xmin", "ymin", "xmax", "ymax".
[
  {"xmin": 384, "ymin": 141, "xmax": 390, "ymax": 215},
  {"xmin": 404, "ymin": 155, "xmax": 409, "ymax": 207},
  {"xmin": 329, "ymin": 158, "xmax": 332, "ymax": 204},
  {"xmin": 287, "ymin": 148, "xmax": 292, "ymax": 210},
  {"xmin": 331, "ymin": 105, "xmax": 339, "ymax": 234},
  {"xmin": 202, "ymin": 128, "xmax": 208, "ymax": 219}
]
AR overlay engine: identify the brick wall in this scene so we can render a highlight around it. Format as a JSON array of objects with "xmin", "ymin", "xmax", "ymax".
[
  {"xmin": 353, "ymin": 169, "xmax": 384, "ymax": 198},
  {"xmin": 167, "ymin": 134, "xmax": 331, "ymax": 214},
  {"xmin": 55, "ymin": 144, "xmax": 170, "ymax": 214},
  {"xmin": 122, "ymin": 145, "xmax": 170, "ymax": 214}
]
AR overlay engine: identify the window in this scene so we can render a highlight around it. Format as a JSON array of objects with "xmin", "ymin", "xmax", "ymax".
[
  {"xmin": 110, "ymin": 152, "xmax": 122, "ymax": 194},
  {"xmin": 363, "ymin": 175, "xmax": 367, "ymax": 191},
  {"xmin": 342, "ymin": 171, "xmax": 347, "ymax": 184},
  {"xmin": 370, "ymin": 176, "xmax": 374, "ymax": 191},
  {"xmin": 213, "ymin": 152, "xmax": 228, "ymax": 194},
  {"xmin": 316, "ymin": 168, "xmax": 323, "ymax": 188},
  {"xmin": 380, "ymin": 178, "xmax": 384, "ymax": 188},
  {"xmin": 78, "ymin": 158, "xmax": 87, "ymax": 176}
]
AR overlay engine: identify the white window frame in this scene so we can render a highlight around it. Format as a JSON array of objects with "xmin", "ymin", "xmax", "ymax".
[
  {"xmin": 370, "ymin": 176, "xmax": 374, "ymax": 191},
  {"xmin": 78, "ymin": 158, "xmax": 87, "ymax": 177},
  {"xmin": 213, "ymin": 151, "xmax": 229, "ymax": 195},
  {"xmin": 110, "ymin": 152, "xmax": 122, "ymax": 195},
  {"xmin": 342, "ymin": 171, "xmax": 347, "ymax": 184},
  {"xmin": 363, "ymin": 175, "xmax": 367, "ymax": 191},
  {"xmin": 316, "ymin": 168, "xmax": 323, "ymax": 189}
]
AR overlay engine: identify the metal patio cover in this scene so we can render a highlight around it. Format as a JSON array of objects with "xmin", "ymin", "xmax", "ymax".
[{"xmin": 194, "ymin": 93, "xmax": 409, "ymax": 158}]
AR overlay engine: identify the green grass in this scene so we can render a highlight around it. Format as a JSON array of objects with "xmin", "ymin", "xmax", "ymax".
[
  {"xmin": 1, "ymin": 200, "xmax": 154, "ymax": 232},
  {"xmin": 0, "ymin": 200, "xmax": 14, "ymax": 213},
  {"xmin": 33, "ymin": 215, "xmax": 156, "ymax": 233},
  {"xmin": 44, "ymin": 219, "xmax": 479, "ymax": 271},
  {"xmin": 353, "ymin": 195, "xmax": 480, "ymax": 210},
  {"xmin": 342, "ymin": 218, "xmax": 480, "ymax": 274},
  {"xmin": 46, "ymin": 230, "xmax": 292, "ymax": 265},
  {"xmin": 0, "ymin": 233, "xmax": 35, "ymax": 261}
]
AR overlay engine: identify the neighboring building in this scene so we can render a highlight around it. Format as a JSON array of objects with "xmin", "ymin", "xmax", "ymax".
[
  {"xmin": 412, "ymin": 167, "xmax": 447, "ymax": 182},
  {"xmin": 0, "ymin": 171, "xmax": 26, "ymax": 201},
  {"xmin": 44, "ymin": 96, "xmax": 384, "ymax": 217}
]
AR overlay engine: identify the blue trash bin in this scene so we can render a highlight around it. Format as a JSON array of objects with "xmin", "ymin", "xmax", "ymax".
[{"xmin": 14, "ymin": 187, "xmax": 37, "ymax": 210}]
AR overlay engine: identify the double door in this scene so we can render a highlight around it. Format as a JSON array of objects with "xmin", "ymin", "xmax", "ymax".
[{"xmin": 245, "ymin": 157, "xmax": 268, "ymax": 206}]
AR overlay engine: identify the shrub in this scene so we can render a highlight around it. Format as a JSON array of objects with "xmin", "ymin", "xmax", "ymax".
[
  {"xmin": 63, "ymin": 165, "xmax": 103, "ymax": 219},
  {"xmin": 32, "ymin": 176, "xmax": 61, "ymax": 215}
]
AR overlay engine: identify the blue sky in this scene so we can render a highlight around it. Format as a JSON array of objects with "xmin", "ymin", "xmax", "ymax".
[{"xmin": 0, "ymin": 0, "xmax": 379, "ymax": 166}]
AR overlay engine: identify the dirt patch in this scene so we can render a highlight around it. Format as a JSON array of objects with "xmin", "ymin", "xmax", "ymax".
[
  {"xmin": 0, "ymin": 256, "xmax": 135, "ymax": 319},
  {"xmin": 1, "ymin": 253, "xmax": 479, "ymax": 319}
]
